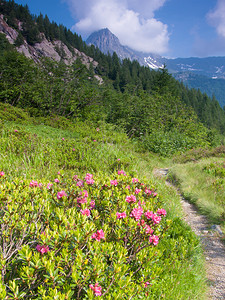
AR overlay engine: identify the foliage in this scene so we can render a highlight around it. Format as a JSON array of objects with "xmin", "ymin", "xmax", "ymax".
[
  {"xmin": 0, "ymin": 103, "xmax": 31, "ymax": 122},
  {"xmin": 0, "ymin": 165, "xmax": 206, "ymax": 299},
  {"xmin": 0, "ymin": 119, "xmax": 134, "ymax": 179},
  {"xmin": 1, "ymin": 0, "xmax": 225, "ymax": 138},
  {"xmin": 169, "ymin": 158, "xmax": 225, "ymax": 230},
  {"xmin": 173, "ymin": 145, "xmax": 225, "ymax": 164},
  {"xmin": 0, "ymin": 46, "xmax": 221, "ymax": 155},
  {"xmin": 0, "ymin": 171, "xmax": 163, "ymax": 299},
  {"xmin": 178, "ymin": 82, "xmax": 225, "ymax": 133},
  {"xmin": 0, "ymin": 103, "xmax": 207, "ymax": 298},
  {"xmin": 0, "ymin": 2, "xmax": 218, "ymax": 298},
  {"xmin": 175, "ymin": 71, "xmax": 225, "ymax": 108}
]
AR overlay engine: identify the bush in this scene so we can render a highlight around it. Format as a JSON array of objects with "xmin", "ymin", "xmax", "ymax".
[{"xmin": 0, "ymin": 171, "xmax": 170, "ymax": 299}]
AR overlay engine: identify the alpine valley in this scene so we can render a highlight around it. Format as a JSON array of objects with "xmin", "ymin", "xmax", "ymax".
[
  {"xmin": 87, "ymin": 28, "xmax": 225, "ymax": 107},
  {"xmin": 1, "ymin": 2, "xmax": 225, "ymax": 299}
]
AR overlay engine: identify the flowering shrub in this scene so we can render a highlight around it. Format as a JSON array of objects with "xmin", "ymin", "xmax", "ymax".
[
  {"xmin": 0, "ymin": 171, "xmax": 170, "ymax": 299},
  {"xmin": 89, "ymin": 282, "xmax": 102, "ymax": 296},
  {"xmin": 36, "ymin": 244, "xmax": 50, "ymax": 254}
]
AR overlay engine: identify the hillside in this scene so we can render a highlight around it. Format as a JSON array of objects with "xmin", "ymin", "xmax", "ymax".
[
  {"xmin": 1, "ymin": 1, "xmax": 225, "ymax": 299},
  {"xmin": 1, "ymin": 0, "xmax": 225, "ymax": 149},
  {"xmin": 174, "ymin": 72, "xmax": 225, "ymax": 108}
]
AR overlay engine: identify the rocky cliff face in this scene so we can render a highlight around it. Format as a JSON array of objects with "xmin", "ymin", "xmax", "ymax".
[{"xmin": 0, "ymin": 14, "xmax": 98, "ymax": 71}]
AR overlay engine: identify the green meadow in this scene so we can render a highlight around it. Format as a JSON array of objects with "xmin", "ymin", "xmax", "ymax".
[{"xmin": 0, "ymin": 106, "xmax": 208, "ymax": 299}]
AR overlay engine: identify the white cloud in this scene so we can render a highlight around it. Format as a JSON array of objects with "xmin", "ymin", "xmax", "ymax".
[
  {"xmin": 207, "ymin": 0, "xmax": 225, "ymax": 38},
  {"xmin": 64, "ymin": 0, "xmax": 169, "ymax": 54}
]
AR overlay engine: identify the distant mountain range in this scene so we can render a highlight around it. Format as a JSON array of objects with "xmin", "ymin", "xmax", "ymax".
[{"xmin": 86, "ymin": 28, "xmax": 225, "ymax": 107}]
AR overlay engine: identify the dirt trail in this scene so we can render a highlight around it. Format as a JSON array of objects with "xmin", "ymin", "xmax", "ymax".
[{"xmin": 154, "ymin": 168, "xmax": 225, "ymax": 300}]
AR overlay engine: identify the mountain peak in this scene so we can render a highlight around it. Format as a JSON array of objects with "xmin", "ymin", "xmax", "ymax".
[
  {"xmin": 87, "ymin": 28, "xmax": 116, "ymax": 39},
  {"xmin": 86, "ymin": 28, "xmax": 164, "ymax": 68},
  {"xmin": 86, "ymin": 28, "xmax": 121, "ymax": 55}
]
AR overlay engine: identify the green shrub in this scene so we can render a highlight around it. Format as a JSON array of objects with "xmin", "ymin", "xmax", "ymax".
[
  {"xmin": 0, "ymin": 171, "xmax": 171, "ymax": 299},
  {"xmin": 0, "ymin": 103, "xmax": 31, "ymax": 122}
]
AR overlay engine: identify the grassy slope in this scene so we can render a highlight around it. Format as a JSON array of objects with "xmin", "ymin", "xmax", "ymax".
[
  {"xmin": 0, "ymin": 104, "xmax": 208, "ymax": 299},
  {"xmin": 169, "ymin": 157, "xmax": 225, "ymax": 234}
]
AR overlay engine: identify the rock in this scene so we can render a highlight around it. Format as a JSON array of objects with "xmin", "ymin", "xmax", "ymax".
[
  {"xmin": 211, "ymin": 225, "xmax": 223, "ymax": 236},
  {"xmin": 0, "ymin": 14, "xmax": 103, "ymax": 84},
  {"xmin": 0, "ymin": 14, "xmax": 18, "ymax": 43}
]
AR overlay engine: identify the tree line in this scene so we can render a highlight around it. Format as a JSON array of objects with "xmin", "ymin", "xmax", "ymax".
[{"xmin": 1, "ymin": 0, "xmax": 225, "ymax": 155}]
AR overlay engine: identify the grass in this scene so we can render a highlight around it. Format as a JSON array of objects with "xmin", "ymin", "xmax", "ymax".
[
  {"xmin": 169, "ymin": 157, "xmax": 225, "ymax": 234},
  {"xmin": 0, "ymin": 110, "xmax": 209, "ymax": 299}
]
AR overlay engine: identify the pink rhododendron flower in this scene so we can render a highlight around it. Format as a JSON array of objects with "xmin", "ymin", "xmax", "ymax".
[
  {"xmin": 116, "ymin": 212, "xmax": 127, "ymax": 219},
  {"xmin": 96, "ymin": 128, "xmax": 100, "ymax": 131},
  {"xmin": 85, "ymin": 173, "xmax": 93, "ymax": 180},
  {"xmin": 145, "ymin": 225, "xmax": 154, "ymax": 235},
  {"xmin": 157, "ymin": 208, "xmax": 167, "ymax": 216},
  {"xmin": 132, "ymin": 178, "xmax": 139, "ymax": 183},
  {"xmin": 38, "ymin": 183, "xmax": 43, "ymax": 188},
  {"xmin": 0, "ymin": 171, "xmax": 5, "ymax": 177},
  {"xmin": 89, "ymin": 200, "xmax": 95, "ymax": 209},
  {"xmin": 54, "ymin": 178, "xmax": 59, "ymax": 183},
  {"xmin": 89, "ymin": 282, "xmax": 102, "ymax": 296},
  {"xmin": 91, "ymin": 229, "xmax": 105, "ymax": 241},
  {"xmin": 14, "ymin": 129, "xmax": 18, "ymax": 132},
  {"xmin": 126, "ymin": 185, "xmax": 131, "ymax": 190},
  {"xmin": 57, "ymin": 190, "xmax": 67, "ymax": 199},
  {"xmin": 72, "ymin": 148, "xmax": 75, "ymax": 151},
  {"xmin": 149, "ymin": 235, "xmax": 159, "ymax": 245},
  {"xmin": 110, "ymin": 179, "xmax": 118, "ymax": 186},
  {"xmin": 144, "ymin": 211, "xmax": 161, "ymax": 224},
  {"xmin": 126, "ymin": 195, "xmax": 136, "ymax": 203},
  {"xmin": 130, "ymin": 206, "xmax": 143, "ymax": 221},
  {"xmin": 36, "ymin": 245, "xmax": 50, "ymax": 254},
  {"xmin": 57, "ymin": 171, "xmax": 61, "ymax": 175},
  {"xmin": 118, "ymin": 170, "xmax": 126, "ymax": 175},
  {"xmin": 144, "ymin": 281, "xmax": 150, "ymax": 288},
  {"xmin": 85, "ymin": 173, "xmax": 94, "ymax": 184},
  {"xmin": 135, "ymin": 188, "xmax": 142, "ymax": 194},
  {"xmin": 47, "ymin": 183, "xmax": 53, "ymax": 189},
  {"xmin": 153, "ymin": 192, "xmax": 158, "ymax": 197},
  {"xmin": 76, "ymin": 180, "xmax": 84, "ymax": 187},
  {"xmin": 29, "ymin": 180, "xmax": 38, "ymax": 187},
  {"xmin": 62, "ymin": 138, "xmax": 65, "ymax": 141},
  {"xmin": 77, "ymin": 197, "xmax": 87, "ymax": 204},
  {"xmin": 86, "ymin": 178, "xmax": 94, "ymax": 185},
  {"xmin": 145, "ymin": 188, "xmax": 152, "ymax": 195},
  {"xmin": 152, "ymin": 214, "xmax": 161, "ymax": 224},
  {"xmin": 93, "ymin": 139, "xmax": 96, "ymax": 142},
  {"xmin": 73, "ymin": 175, "xmax": 78, "ymax": 181},
  {"xmin": 144, "ymin": 210, "xmax": 154, "ymax": 219},
  {"xmin": 81, "ymin": 208, "xmax": 90, "ymax": 216},
  {"xmin": 117, "ymin": 158, "xmax": 121, "ymax": 161},
  {"xmin": 140, "ymin": 219, "xmax": 145, "ymax": 226}
]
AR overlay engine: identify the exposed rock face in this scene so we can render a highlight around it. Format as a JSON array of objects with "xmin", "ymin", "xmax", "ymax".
[
  {"xmin": 0, "ymin": 14, "xmax": 99, "ymax": 71},
  {"xmin": 0, "ymin": 14, "xmax": 18, "ymax": 43}
]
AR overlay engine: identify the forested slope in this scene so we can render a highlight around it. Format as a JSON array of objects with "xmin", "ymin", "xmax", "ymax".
[{"xmin": 1, "ymin": 0, "xmax": 225, "ymax": 156}]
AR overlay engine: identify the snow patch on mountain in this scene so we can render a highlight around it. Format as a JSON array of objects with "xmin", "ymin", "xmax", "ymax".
[{"xmin": 144, "ymin": 56, "xmax": 164, "ymax": 69}]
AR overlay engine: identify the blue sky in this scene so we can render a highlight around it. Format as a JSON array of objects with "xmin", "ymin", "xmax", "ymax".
[{"xmin": 15, "ymin": 0, "xmax": 225, "ymax": 58}]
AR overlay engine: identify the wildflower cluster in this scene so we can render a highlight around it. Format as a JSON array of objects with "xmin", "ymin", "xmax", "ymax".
[{"xmin": 0, "ymin": 170, "xmax": 169, "ymax": 299}]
